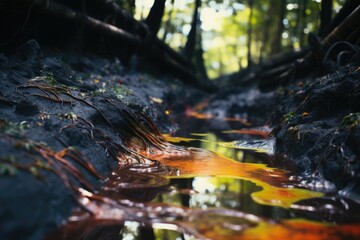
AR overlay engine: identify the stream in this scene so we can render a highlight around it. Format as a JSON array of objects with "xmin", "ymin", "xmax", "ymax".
[{"xmin": 47, "ymin": 114, "xmax": 360, "ymax": 240}]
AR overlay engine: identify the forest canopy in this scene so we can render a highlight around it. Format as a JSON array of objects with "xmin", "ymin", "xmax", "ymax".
[{"xmin": 135, "ymin": 0, "xmax": 345, "ymax": 78}]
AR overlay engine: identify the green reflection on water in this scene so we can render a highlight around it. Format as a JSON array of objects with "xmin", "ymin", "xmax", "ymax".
[
  {"xmin": 166, "ymin": 132, "xmax": 273, "ymax": 163},
  {"xmin": 152, "ymin": 176, "xmax": 290, "ymax": 221},
  {"xmin": 199, "ymin": 133, "xmax": 244, "ymax": 161}
]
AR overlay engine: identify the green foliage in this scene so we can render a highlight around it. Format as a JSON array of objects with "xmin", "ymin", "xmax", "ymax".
[
  {"xmin": 341, "ymin": 112, "xmax": 360, "ymax": 127},
  {"xmin": 283, "ymin": 111, "xmax": 296, "ymax": 123},
  {"xmin": 0, "ymin": 163, "xmax": 18, "ymax": 176},
  {"xmin": 110, "ymin": 85, "xmax": 134, "ymax": 99},
  {"xmin": 0, "ymin": 119, "xmax": 30, "ymax": 136},
  {"xmin": 45, "ymin": 73, "xmax": 57, "ymax": 85},
  {"xmin": 135, "ymin": 0, "xmax": 345, "ymax": 79},
  {"xmin": 0, "ymin": 156, "xmax": 17, "ymax": 176}
]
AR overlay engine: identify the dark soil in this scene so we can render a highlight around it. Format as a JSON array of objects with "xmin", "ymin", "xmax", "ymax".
[
  {"xmin": 0, "ymin": 40, "xmax": 201, "ymax": 240},
  {"xmin": 273, "ymin": 67, "xmax": 360, "ymax": 196}
]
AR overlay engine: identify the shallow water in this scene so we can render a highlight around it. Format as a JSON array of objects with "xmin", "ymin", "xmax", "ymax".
[{"xmin": 48, "ymin": 118, "xmax": 360, "ymax": 239}]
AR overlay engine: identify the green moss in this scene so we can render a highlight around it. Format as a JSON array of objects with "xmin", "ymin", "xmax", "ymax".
[
  {"xmin": 44, "ymin": 73, "xmax": 57, "ymax": 85},
  {"xmin": 341, "ymin": 112, "xmax": 360, "ymax": 127},
  {"xmin": 0, "ymin": 119, "xmax": 30, "ymax": 136},
  {"xmin": 283, "ymin": 112, "xmax": 296, "ymax": 123},
  {"xmin": 0, "ymin": 156, "xmax": 17, "ymax": 176},
  {"xmin": 110, "ymin": 85, "xmax": 133, "ymax": 99}
]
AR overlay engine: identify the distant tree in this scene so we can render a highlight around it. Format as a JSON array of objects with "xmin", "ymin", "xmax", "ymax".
[
  {"xmin": 298, "ymin": 0, "xmax": 308, "ymax": 46},
  {"xmin": 247, "ymin": 0, "xmax": 254, "ymax": 68},
  {"xmin": 145, "ymin": 0, "xmax": 166, "ymax": 35},
  {"xmin": 195, "ymin": 21, "xmax": 209, "ymax": 81},
  {"xmin": 271, "ymin": 0, "xmax": 286, "ymax": 55},
  {"xmin": 183, "ymin": 0, "xmax": 201, "ymax": 60},
  {"xmin": 319, "ymin": 0, "xmax": 333, "ymax": 37}
]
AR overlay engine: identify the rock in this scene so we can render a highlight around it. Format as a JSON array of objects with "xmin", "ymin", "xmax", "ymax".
[{"xmin": 274, "ymin": 66, "xmax": 360, "ymax": 194}]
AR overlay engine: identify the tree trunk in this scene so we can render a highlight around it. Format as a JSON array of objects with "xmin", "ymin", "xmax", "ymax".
[
  {"xmin": 183, "ymin": 0, "xmax": 201, "ymax": 60},
  {"xmin": 247, "ymin": 0, "xmax": 254, "ymax": 68},
  {"xmin": 299, "ymin": 0, "xmax": 308, "ymax": 47},
  {"xmin": 319, "ymin": 0, "xmax": 333, "ymax": 37},
  {"xmin": 271, "ymin": 0, "xmax": 286, "ymax": 55},
  {"xmin": 145, "ymin": 0, "xmax": 166, "ymax": 35}
]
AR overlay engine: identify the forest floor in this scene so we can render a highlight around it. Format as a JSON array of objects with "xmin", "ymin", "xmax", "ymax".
[{"xmin": 1, "ymin": 40, "xmax": 360, "ymax": 239}]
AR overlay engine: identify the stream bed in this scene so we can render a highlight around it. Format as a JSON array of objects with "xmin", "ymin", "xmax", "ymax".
[{"xmin": 47, "ymin": 118, "xmax": 360, "ymax": 240}]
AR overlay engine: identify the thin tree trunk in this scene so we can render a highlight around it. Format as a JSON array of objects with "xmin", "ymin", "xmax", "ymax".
[
  {"xmin": 271, "ymin": 0, "xmax": 286, "ymax": 55},
  {"xmin": 183, "ymin": 0, "xmax": 201, "ymax": 60},
  {"xmin": 262, "ymin": 0, "xmax": 276, "ymax": 59},
  {"xmin": 292, "ymin": 0, "xmax": 302, "ymax": 49},
  {"xmin": 247, "ymin": 0, "xmax": 253, "ymax": 68},
  {"xmin": 259, "ymin": 7, "xmax": 270, "ymax": 63},
  {"xmin": 319, "ymin": 0, "xmax": 333, "ymax": 37},
  {"xmin": 145, "ymin": 0, "xmax": 166, "ymax": 35},
  {"xmin": 299, "ymin": 0, "xmax": 308, "ymax": 47}
]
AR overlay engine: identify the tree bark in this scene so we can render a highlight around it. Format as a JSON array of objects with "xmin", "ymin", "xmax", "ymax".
[
  {"xmin": 145, "ymin": 0, "xmax": 166, "ymax": 35},
  {"xmin": 299, "ymin": 0, "xmax": 308, "ymax": 47},
  {"xmin": 271, "ymin": 0, "xmax": 286, "ymax": 55},
  {"xmin": 247, "ymin": 0, "xmax": 254, "ymax": 68},
  {"xmin": 183, "ymin": 0, "xmax": 201, "ymax": 60},
  {"xmin": 319, "ymin": 0, "xmax": 333, "ymax": 37}
]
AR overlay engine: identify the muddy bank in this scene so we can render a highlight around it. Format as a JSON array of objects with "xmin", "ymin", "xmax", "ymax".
[
  {"xmin": 200, "ymin": 66, "xmax": 360, "ymax": 196},
  {"xmin": 0, "ymin": 40, "xmax": 201, "ymax": 239},
  {"xmin": 273, "ymin": 66, "xmax": 360, "ymax": 195}
]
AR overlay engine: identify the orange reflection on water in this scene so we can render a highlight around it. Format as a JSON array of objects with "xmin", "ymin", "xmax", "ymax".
[
  {"xmin": 237, "ymin": 219, "xmax": 360, "ymax": 240},
  {"xmin": 138, "ymin": 144, "xmax": 322, "ymax": 208},
  {"xmin": 222, "ymin": 129, "xmax": 271, "ymax": 138},
  {"xmin": 185, "ymin": 109, "xmax": 252, "ymax": 126}
]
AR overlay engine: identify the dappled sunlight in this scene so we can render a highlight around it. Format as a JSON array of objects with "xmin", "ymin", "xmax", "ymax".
[{"xmin": 240, "ymin": 219, "xmax": 360, "ymax": 240}]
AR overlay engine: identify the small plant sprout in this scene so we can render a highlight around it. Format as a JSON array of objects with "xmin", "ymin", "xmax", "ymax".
[
  {"xmin": 341, "ymin": 112, "xmax": 360, "ymax": 127},
  {"xmin": 60, "ymin": 112, "xmax": 78, "ymax": 122},
  {"xmin": 283, "ymin": 111, "xmax": 296, "ymax": 123}
]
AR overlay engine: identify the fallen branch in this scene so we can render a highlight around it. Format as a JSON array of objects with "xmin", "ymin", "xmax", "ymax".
[
  {"xmin": 25, "ymin": 0, "xmax": 142, "ymax": 46},
  {"xmin": 298, "ymin": 5, "xmax": 360, "ymax": 73},
  {"xmin": 13, "ymin": 0, "xmax": 199, "ymax": 86}
]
